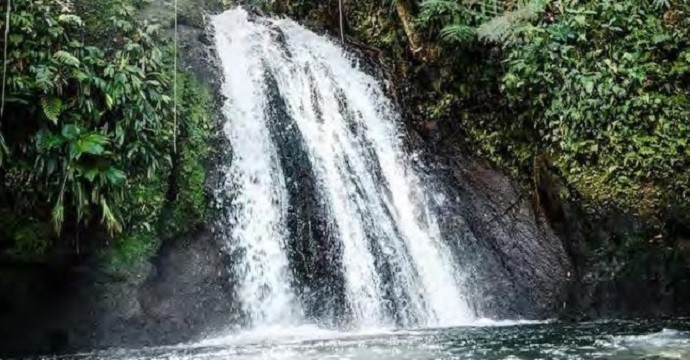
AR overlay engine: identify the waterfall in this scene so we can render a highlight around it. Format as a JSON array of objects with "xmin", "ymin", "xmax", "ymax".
[{"xmin": 212, "ymin": 8, "xmax": 473, "ymax": 330}]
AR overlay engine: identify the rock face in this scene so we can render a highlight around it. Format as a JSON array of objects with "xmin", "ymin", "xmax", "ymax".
[
  {"xmin": 562, "ymin": 216, "xmax": 690, "ymax": 321},
  {"xmin": 0, "ymin": 230, "xmax": 237, "ymax": 356},
  {"xmin": 568, "ymin": 258, "xmax": 690, "ymax": 320},
  {"xmin": 60, "ymin": 231, "xmax": 235, "ymax": 351},
  {"xmin": 423, "ymin": 148, "xmax": 573, "ymax": 319}
]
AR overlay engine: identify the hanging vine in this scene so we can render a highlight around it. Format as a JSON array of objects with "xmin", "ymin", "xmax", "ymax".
[
  {"xmin": 173, "ymin": 0, "xmax": 179, "ymax": 154},
  {"xmin": 1, "ymin": 0, "xmax": 10, "ymax": 119}
]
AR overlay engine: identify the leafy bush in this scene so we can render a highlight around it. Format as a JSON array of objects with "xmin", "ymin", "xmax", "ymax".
[
  {"xmin": 416, "ymin": 0, "xmax": 547, "ymax": 44},
  {"xmin": 1, "ymin": 0, "xmax": 215, "ymax": 266},
  {"xmin": 101, "ymin": 229, "xmax": 158, "ymax": 278},
  {"xmin": 99, "ymin": 74, "xmax": 214, "ymax": 274},
  {"xmin": 161, "ymin": 74, "xmax": 214, "ymax": 238},
  {"xmin": 415, "ymin": 0, "xmax": 690, "ymax": 217},
  {"xmin": 1, "ymin": 0, "xmax": 174, "ymax": 234},
  {"xmin": 0, "ymin": 209, "xmax": 53, "ymax": 258},
  {"xmin": 501, "ymin": 0, "xmax": 690, "ymax": 215}
]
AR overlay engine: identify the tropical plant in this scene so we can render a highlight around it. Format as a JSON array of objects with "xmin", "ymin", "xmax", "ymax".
[
  {"xmin": 413, "ymin": 0, "xmax": 690, "ymax": 218},
  {"xmin": 501, "ymin": 0, "xmax": 690, "ymax": 214},
  {"xmin": 416, "ymin": 0, "xmax": 548, "ymax": 44},
  {"xmin": 0, "ymin": 0, "xmax": 174, "ymax": 235}
]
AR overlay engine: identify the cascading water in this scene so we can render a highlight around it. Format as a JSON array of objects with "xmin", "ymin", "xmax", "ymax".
[{"xmin": 213, "ymin": 8, "xmax": 473, "ymax": 331}]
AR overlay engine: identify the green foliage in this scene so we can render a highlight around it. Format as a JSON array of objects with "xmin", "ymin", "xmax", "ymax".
[
  {"xmin": 101, "ymin": 229, "xmax": 158, "ymax": 277},
  {"xmin": 0, "ymin": 209, "xmax": 53, "ymax": 258},
  {"xmin": 1, "ymin": 0, "xmax": 174, "ymax": 234},
  {"xmin": 73, "ymin": 0, "xmax": 142, "ymax": 41},
  {"xmin": 416, "ymin": 0, "xmax": 477, "ymax": 42},
  {"xmin": 500, "ymin": 0, "xmax": 690, "ymax": 214},
  {"xmin": 161, "ymin": 74, "xmax": 214, "ymax": 238},
  {"xmin": 439, "ymin": 23, "xmax": 476, "ymax": 43},
  {"xmin": 100, "ymin": 74, "xmax": 214, "ymax": 274},
  {"xmin": 1, "ymin": 0, "xmax": 215, "ymax": 269},
  {"xmin": 476, "ymin": 0, "xmax": 546, "ymax": 44},
  {"xmin": 413, "ymin": 0, "xmax": 690, "ymax": 219},
  {"xmin": 416, "ymin": 0, "xmax": 546, "ymax": 44}
]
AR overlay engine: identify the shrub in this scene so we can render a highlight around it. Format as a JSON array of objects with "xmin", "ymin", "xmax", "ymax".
[
  {"xmin": 501, "ymin": 0, "xmax": 690, "ymax": 215},
  {"xmin": 1, "ymin": 0, "xmax": 175, "ymax": 234},
  {"xmin": 1, "ymin": 0, "xmax": 214, "ymax": 266},
  {"xmin": 416, "ymin": 0, "xmax": 690, "ymax": 217}
]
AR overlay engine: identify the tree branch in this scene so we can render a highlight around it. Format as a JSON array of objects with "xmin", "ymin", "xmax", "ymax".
[{"xmin": 394, "ymin": 0, "xmax": 423, "ymax": 53}]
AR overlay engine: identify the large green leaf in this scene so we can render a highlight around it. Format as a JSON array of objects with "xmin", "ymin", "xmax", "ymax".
[
  {"xmin": 83, "ymin": 167, "xmax": 100, "ymax": 182},
  {"xmin": 57, "ymin": 14, "xmax": 84, "ymax": 27},
  {"xmin": 100, "ymin": 199, "xmax": 123, "ymax": 234},
  {"xmin": 76, "ymin": 133, "xmax": 109, "ymax": 156},
  {"xmin": 35, "ymin": 129, "xmax": 65, "ymax": 151},
  {"xmin": 104, "ymin": 167, "xmax": 126, "ymax": 186},
  {"xmin": 61, "ymin": 124, "xmax": 81, "ymax": 140},
  {"xmin": 51, "ymin": 196, "xmax": 65, "ymax": 233},
  {"xmin": 40, "ymin": 97, "xmax": 63, "ymax": 124}
]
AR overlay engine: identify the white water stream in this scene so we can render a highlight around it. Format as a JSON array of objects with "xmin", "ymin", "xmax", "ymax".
[{"xmin": 212, "ymin": 8, "xmax": 473, "ymax": 332}]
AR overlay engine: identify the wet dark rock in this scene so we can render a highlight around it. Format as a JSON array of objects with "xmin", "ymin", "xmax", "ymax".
[
  {"xmin": 0, "ymin": 230, "xmax": 236, "ymax": 357},
  {"xmin": 422, "ymin": 149, "xmax": 573, "ymax": 319},
  {"xmin": 261, "ymin": 71, "xmax": 348, "ymax": 324},
  {"xmin": 199, "ymin": 32, "xmax": 213, "ymax": 46}
]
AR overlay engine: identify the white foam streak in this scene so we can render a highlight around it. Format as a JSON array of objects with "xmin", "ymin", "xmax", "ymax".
[
  {"xmin": 213, "ymin": 10, "xmax": 301, "ymax": 326},
  {"xmin": 212, "ymin": 8, "xmax": 473, "ymax": 330}
]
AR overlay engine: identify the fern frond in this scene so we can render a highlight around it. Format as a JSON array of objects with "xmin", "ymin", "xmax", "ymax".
[
  {"xmin": 57, "ymin": 14, "xmax": 83, "ymax": 27},
  {"xmin": 419, "ymin": 0, "xmax": 548, "ymax": 44},
  {"xmin": 465, "ymin": 0, "xmax": 509, "ymax": 21},
  {"xmin": 53, "ymin": 50, "xmax": 80, "ymax": 67},
  {"xmin": 34, "ymin": 66, "xmax": 55, "ymax": 91},
  {"xmin": 40, "ymin": 97, "xmax": 63, "ymax": 124},
  {"xmin": 476, "ymin": 0, "xmax": 548, "ymax": 44},
  {"xmin": 440, "ymin": 23, "xmax": 476, "ymax": 43},
  {"xmin": 418, "ymin": 0, "xmax": 464, "ymax": 22},
  {"xmin": 420, "ymin": 0, "xmax": 463, "ymax": 15},
  {"xmin": 476, "ymin": 11, "xmax": 516, "ymax": 43}
]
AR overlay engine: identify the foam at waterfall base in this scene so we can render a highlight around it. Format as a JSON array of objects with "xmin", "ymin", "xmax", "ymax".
[
  {"xmin": 196, "ymin": 325, "xmax": 396, "ymax": 348},
  {"xmin": 49, "ymin": 320, "xmax": 690, "ymax": 359},
  {"xmin": 194, "ymin": 319, "xmax": 552, "ymax": 349}
]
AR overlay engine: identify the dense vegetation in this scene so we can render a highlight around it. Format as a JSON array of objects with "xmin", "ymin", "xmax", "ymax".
[
  {"xmin": 285, "ymin": 0, "xmax": 690, "ymax": 221},
  {"xmin": 0, "ymin": 0, "xmax": 214, "ymax": 270},
  {"xmin": 414, "ymin": 0, "xmax": 690, "ymax": 220},
  {"xmin": 2, "ymin": 0, "xmax": 688, "ymax": 277},
  {"xmin": 271, "ymin": 0, "xmax": 690, "ymax": 284}
]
